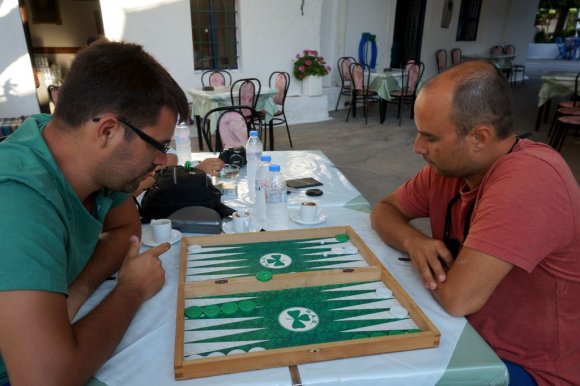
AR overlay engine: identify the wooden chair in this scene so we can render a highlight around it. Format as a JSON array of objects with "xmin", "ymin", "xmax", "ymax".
[
  {"xmin": 263, "ymin": 71, "xmax": 291, "ymax": 150},
  {"xmin": 435, "ymin": 49, "xmax": 447, "ymax": 73},
  {"xmin": 450, "ymin": 48, "xmax": 462, "ymax": 66},
  {"xmin": 335, "ymin": 56, "xmax": 356, "ymax": 111},
  {"xmin": 345, "ymin": 63, "xmax": 379, "ymax": 125},
  {"xmin": 201, "ymin": 70, "xmax": 232, "ymax": 88},
  {"xmin": 390, "ymin": 60, "xmax": 425, "ymax": 126}
]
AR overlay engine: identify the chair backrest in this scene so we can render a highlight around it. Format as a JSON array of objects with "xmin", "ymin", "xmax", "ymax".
[
  {"xmin": 401, "ymin": 60, "xmax": 425, "ymax": 94},
  {"xmin": 348, "ymin": 62, "xmax": 372, "ymax": 93},
  {"xmin": 435, "ymin": 49, "xmax": 447, "ymax": 73},
  {"xmin": 490, "ymin": 45, "xmax": 504, "ymax": 56},
  {"xmin": 337, "ymin": 56, "xmax": 356, "ymax": 84},
  {"xmin": 200, "ymin": 105, "xmax": 258, "ymax": 152},
  {"xmin": 503, "ymin": 44, "xmax": 515, "ymax": 56},
  {"xmin": 231, "ymin": 78, "xmax": 261, "ymax": 118},
  {"xmin": 450, "ymin": 48, "xmax": 462, "ymax": 65},
  {"xmin": 201, "ymin": 70, "xmax": 232, "ymax": 87},
  {"xmin": 269, "ymin": 71, "xmax": 290, "ymax": 107},
  {"xmin": 48, "ymin": 85, "xmax": 60, "ymax": 105}
]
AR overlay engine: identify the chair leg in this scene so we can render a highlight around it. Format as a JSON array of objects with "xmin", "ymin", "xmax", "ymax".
[
  {"xmin": 283, "ymin": 114, "xmax": 293, "ymax": 147},
  {"xmin": 335, "ymin": 89, "xmax": 342, "ymax": 111},
  {"xmin": 398, "ymin": 97, "xmax": 403, "ymax": 126},
  {"xmin": 346, "ymin": 100, "xmax": 352, "ymax": 122},
  {"xmin": 195, "ymin": 115, "xmax": 204, "ymax": 151},
  {"xmin": 269, "ymin": 120, "xmax": 275, "ymax": 150}
]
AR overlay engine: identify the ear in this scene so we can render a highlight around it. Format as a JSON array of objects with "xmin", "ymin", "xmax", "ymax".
[
  {"xmin": 93, "ymin": 116, "xmax": 122, "ymax": 149},
  {"xmin": 469, "ymin": 124, "xmax": 493, "ymax": 152}
]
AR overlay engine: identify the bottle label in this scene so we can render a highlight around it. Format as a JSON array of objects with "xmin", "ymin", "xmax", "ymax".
[{"xmin": 265, "ymin": 190, "xmax": 287, "ymax": 204}]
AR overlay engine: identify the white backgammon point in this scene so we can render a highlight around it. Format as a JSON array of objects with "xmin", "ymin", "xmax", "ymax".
[
  {"xmin": 375, "ymin": 287, "xmax": 393, "ymax": 299},
  {"xmin": 344, "ymin": 245, "xmax": 359, "ymax": 254},
  {"xmin": 390, "ymin": 305, "xmax": 409, "ymax": 319},
  {"xmin": 188, "ymin": 245, "xmax": 202, "ymax": 254},
  {"xmin": 330, "ymin": 246, "xmax": 344, "ymax": 255}
]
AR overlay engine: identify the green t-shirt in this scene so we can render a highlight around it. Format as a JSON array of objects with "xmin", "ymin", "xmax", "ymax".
[{"xmin": 0, "ymin": 114, "xmax": 128, "ymax": 383}]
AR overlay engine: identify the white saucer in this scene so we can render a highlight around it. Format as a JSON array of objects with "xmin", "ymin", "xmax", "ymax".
[
  {"xmin": 222, "ymin": 220, "xmax": 262, "ymax": 234},
  {"xmin": 290, "ymin": 211, "xmax": 326, "ymax": 225},
  {"xmin": 141, "ymin": 229, "xmax": 182, "ymax": 247}
]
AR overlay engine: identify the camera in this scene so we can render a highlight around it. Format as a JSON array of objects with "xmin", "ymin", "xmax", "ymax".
[{"xmin": 219, "ymin": 146, "xmax": 247, "ymax": 167}]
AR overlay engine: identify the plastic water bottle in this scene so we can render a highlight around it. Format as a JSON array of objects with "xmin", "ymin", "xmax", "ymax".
[
  {"xmin": 254, "ymin": 154, "xmax": 272, "ymax": 227},
  {"xmin": 245, "ymin": 130, "xmax": 263, "ymax": 200},
  {"xmin": 174, "ymin": 122, "xmax": 192, "ymax": 165},
  {"xmin": 264, "ymin": 164, "xmax": 288, "ymax": 230}
]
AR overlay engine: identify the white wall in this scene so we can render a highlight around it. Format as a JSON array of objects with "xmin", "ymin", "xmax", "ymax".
[{"xmin": 0, "ymin": 0, "xmax": 40, "ymax": 117}]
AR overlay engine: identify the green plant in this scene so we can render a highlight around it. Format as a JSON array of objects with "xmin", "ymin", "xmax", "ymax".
[{"xmin": 293, "ymin": 49, "xmax": 331, "ymax": 80}]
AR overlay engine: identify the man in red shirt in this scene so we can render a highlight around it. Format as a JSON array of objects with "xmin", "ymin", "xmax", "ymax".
[{"xmin": 371, "ymin": 60, "xmax": 580, "ymax": 385}]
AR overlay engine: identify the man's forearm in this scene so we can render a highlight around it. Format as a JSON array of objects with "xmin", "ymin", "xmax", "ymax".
[{"xmin": 370, "ymin": 200, "xmax": 429, "ymax": 253}]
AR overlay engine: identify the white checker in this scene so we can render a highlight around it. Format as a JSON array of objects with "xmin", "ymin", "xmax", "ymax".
[
  {"xmin": 390, "ymin": 305, "xmax": 409, "ymax": 319},
  {"xmin": 375, "ymin": 287, "xmax": 393, "ymax": 299}
]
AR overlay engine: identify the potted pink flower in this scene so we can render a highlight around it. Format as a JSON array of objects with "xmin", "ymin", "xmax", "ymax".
[{"xmin": 293, "ymin": 49, "xmax": 331, "ymax": 96}]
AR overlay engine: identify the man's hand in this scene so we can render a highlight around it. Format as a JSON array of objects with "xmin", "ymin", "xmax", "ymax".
[
  {"xmin": 196, "ymin": 158, "xmax": 224, "ymax": 176},
  {"xmin": 116, "ymin": 236, "xmax": 167, "ymax": 302},
  {"xmin": 405, "ymin": 237, "xmax": 454, "ymax": 290}
]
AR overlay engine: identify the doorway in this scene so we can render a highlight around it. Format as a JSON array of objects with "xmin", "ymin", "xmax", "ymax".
[
  {"xmin": 18, "ymin": 0, "xmax": 104, "ymax": 113},
  {"xmin": 390, "ymin": 0, "xmax": 426, "ymax": 68}
]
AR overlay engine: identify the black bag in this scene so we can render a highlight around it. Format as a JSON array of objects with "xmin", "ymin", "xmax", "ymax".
[{"xmin": 138, "ymin": 165, "xmax": 234, "ymax": 222}]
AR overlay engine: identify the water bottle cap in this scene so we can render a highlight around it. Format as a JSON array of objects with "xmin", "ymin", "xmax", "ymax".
[
  {"xmin": 249, "ymin": 130, "xmax": 258, "ymax": 137},
  {"xmin": 260, "ymin": 155, "xmax": 272, "ymax": 162},
  {"xmin": 268, "ymin": 164, "xmax": 280, "ymax": 172}
]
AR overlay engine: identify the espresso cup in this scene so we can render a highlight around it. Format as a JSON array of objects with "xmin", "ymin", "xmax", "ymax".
[
  {"xmin": 299, "ymin": 200, "xmax": 320, "ymax": 222},
  {"xmin": 232, "ymin": 210, "xmax": 252, "ymax": 233},
  {"xmin": 151, "ymin": 219, "xmax": 172, "ymax": 243}
]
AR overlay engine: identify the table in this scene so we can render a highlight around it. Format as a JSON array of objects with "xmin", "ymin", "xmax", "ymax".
[
  {"xmin": 81, "ymin": 150, "xmax": 507, "ymax": 386},
  {"xmin": 369, "ymin": 71, "xmax": 404, "ymax": 123},
  {"xmin": 461, "ymin": 54, "xmax": 515, "ymax": 71},
  {"xmin": 187, "ymin": 86, "xmax": 278, "ymax": 150},
  {"xmin": 534, "ymin": 71, "xmax": 578, "ymax": 131},
  {"xmin": 193, "ymin": 150, "xmax": 370, "ymax": 212}
]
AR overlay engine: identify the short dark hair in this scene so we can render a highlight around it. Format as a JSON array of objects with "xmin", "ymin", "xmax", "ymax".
[
  {"xmin": 54, "ymin": 41, "xmax": 188, "ymax": 130},
  {"xmin": 422, "ymin": 61, "xmax": 514, "ymax": 139}
]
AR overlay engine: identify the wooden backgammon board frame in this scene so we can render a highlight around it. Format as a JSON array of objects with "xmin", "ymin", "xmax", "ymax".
[{"xmin": 174, "ymin": 226, "xmax": 440, "ymax": 380}]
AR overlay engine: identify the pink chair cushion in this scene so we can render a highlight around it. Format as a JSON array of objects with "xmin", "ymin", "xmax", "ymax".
[
  {"xmin": 239, "ymin": 82, "xmax": 255, "ymax": 117},
  {"xmin": 219, "ymin": 111, "xmax": 248, "ymax": 149},
  {"xmin": 342, "ymin": 59, "xmax": 353, "ymax": 81},
  {"xmin": 274, "ymin": 74, "xmax": 286, "ymax": 105},
  {"xmin": 352, "ymin": 65, "xmax": 363, "ymax": 90},
  {"xmin": 209, "ymin": 73, "xmax": 225, "ymax": 87}
]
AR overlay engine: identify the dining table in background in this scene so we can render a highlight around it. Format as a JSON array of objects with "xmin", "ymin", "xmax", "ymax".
[
  {"xmin": 369, "ymin": 70, "xmax": 404, "ymax": 123},
  {"xmin": 534, "ymin": 71, "xmax": 578, "ymax": 131},
  {"xmin": 187, "ymin": 86, "xmax": 278, "ymax": 150},
  {"xmin": 80, "ymin": 149, "xmax": 508, "ymax": 386}
]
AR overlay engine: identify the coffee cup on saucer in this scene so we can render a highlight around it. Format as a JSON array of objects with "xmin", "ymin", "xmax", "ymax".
[
  {"xmin": 151, "ymin": 219, "xmax": 172, "ymax": 243},
  {"xmin": 232, "ymin": 210, "xmax": 252, "ymax": 233},
  {"xmin": 299, "ymin": 200, "xmax": 321, "ymax": 222}
]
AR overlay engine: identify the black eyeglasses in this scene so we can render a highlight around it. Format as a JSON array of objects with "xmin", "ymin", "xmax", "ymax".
[{"xmin": 92, "ymin": 116, "xmax": 171, "ymax": 153}]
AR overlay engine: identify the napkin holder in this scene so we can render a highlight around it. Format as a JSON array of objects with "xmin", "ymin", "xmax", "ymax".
[{"xmin": 168, "ymin": 206, "xmax": 222, "ymax": 234}]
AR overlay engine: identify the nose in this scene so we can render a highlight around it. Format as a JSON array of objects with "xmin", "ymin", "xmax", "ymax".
[
  {"xmin": 413, "ymin": 134, "xmax": 427, "ymax": 155},
  {"xmin": 153, "ymin": 151, "xmax": 168, "ymax": 166}
]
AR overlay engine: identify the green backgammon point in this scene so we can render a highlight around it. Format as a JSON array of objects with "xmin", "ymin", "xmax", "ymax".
[
  {"xmin": 407, "ymin": 328, "xmax": 422, "ymax": 333},
  {"xmin": 371, "ymin": 332, "xmax": 387, "ymax": 337},
  {"xmin": 353, "ymin": 334, "xmax": 368, "ymax": 339},
  {"xmin": 184, "ymin": 306, "xmax": 203, "ymax": 319},
  {"xmin": 221, "ymin": 302, "xmax": 238, "ymax": 316},
  {"xmin": 203, "ymin": 304, "xmax": 221, "ymax": 318},
  {"xmin": 256, "ymin": 270, "xmax": 273, "ymax": 282},
  {"xmin": 238, "ymin": 300, "xmax": 256, "ymax": 314},
  {"xmin": 335, "ymin": 234, "xmax": 349, "ymax": 242},
  {"xmin": 388, "ymin": 330, "xmax": 405, "ymax": 335}
]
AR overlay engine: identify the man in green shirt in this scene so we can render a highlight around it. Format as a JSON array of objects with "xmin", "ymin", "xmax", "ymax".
[{"xmin": 0, "ymin": 41, "xmax": 188, "ymax": 385}]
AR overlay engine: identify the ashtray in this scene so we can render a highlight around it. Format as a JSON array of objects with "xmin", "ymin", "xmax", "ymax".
[{"xmin": 220, "ymin": 164, "xmax": 240, "ymax": 179}]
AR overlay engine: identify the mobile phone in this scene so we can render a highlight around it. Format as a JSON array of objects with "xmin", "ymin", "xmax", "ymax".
[{"xmin": 285, "ymin": 177, "xmax": 323, "ymax": 189}]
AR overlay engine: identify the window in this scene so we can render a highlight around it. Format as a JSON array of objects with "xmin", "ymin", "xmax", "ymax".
[
  {"xmin": 456, "ymin": 0, "xmax": 482, "ymax": 41},
  {"xmin": 190, "ymin": 0, "xmax": 238, "ymax": 70}
]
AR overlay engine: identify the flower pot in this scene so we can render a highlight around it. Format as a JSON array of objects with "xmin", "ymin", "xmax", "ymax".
[{"xmin": 302, "ymin": 76, "xmax": 323, "ymax": 96}]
